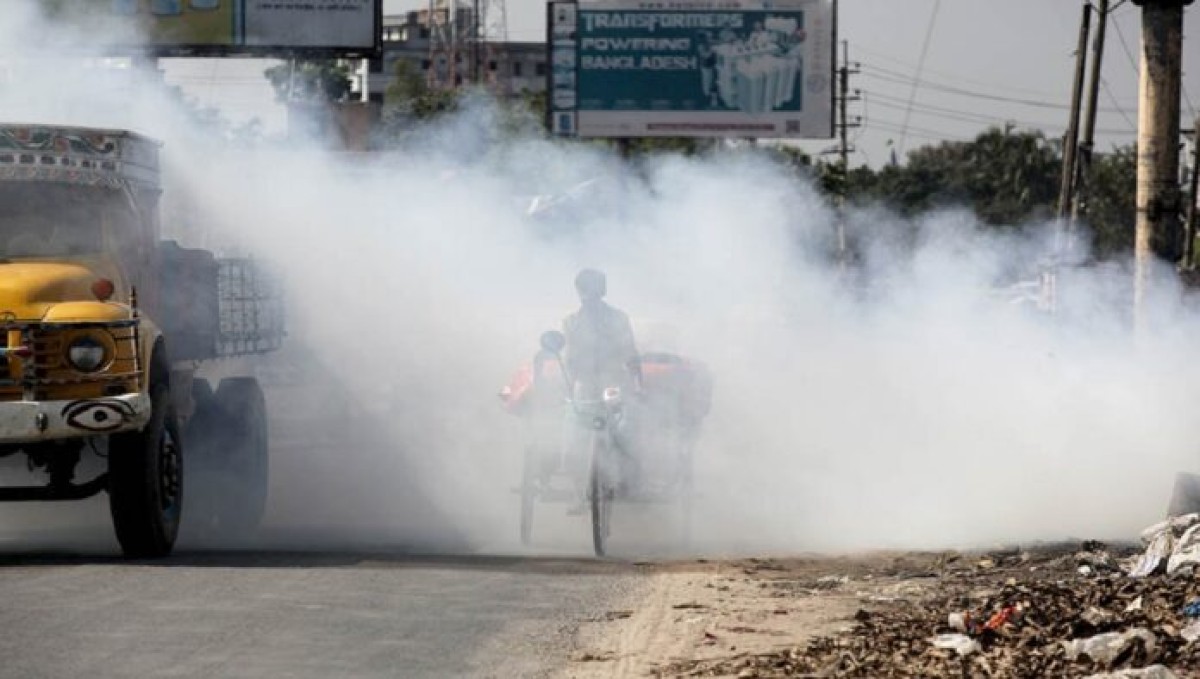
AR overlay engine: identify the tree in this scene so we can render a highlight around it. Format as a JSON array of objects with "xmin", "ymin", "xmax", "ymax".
[
  {"xmin": 1081, "ymin": 145, "xmax": 1136, "ymax": 259},
  {"xmin": 263, "ymin": 60, "xmax": 353, "ymax": 104},
  {"xmin": 384, "ymin": 59, "xmax": 460, "ymax": 120},
  {"xmin": 854, "ymin": 126, "xmax": 1060, "ymax": 227}
]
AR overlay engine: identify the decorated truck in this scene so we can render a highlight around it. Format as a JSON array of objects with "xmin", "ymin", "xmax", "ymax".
[{"xmin": 0, "ymin": 124, "xmax": 283, "ymax": 557}]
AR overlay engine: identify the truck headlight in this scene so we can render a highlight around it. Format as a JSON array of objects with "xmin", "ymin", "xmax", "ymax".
[{"xmin": 67, "ymin": 337, "xmax": 107, "ymax": 373}]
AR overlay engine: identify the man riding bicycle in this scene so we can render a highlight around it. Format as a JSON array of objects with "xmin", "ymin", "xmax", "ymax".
[{"xmin": 562, "ymin": 268, "xmax": 641, "ymax": 513}]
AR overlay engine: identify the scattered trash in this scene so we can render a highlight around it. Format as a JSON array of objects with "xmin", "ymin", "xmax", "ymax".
[
  {"xmin": 931, "ymin": 633, "xmax": 981, "ymax": 656},
  {"xmin": 815, "ymin": 575, "xmax": 849, "ymax": 589},
  {"xmin": 1083, "ymin": 666, "xmax": 1179, "ymax": 679},
  {"xmin": 982, "ymin": 605, "xmax": 1020, "ymax": 632},
  {"xmin": 1129, "ymin": 515, "xmax": 1200, "ymax": 578},
  {"xmin": 1080, "ymin": 565, "xmax": 1095, "ymax": 576},
  {"xmin": 1167, "ymin": 524, "xmax": 1200, "ymax": 574},
  {"xmin": 1082, "ymin": 606, "xmax": 1115, "ymax": 627},
  {"xmin": 1129, "ymin": 530, "xmax": 1175, "ymax": 578},
  {"xmin": 1064, "ymin": 628, "xmax": 1157, "ymax": 665},
  {"xmin": 665, "ymin": 547, "xmax": 1200, "ymax": 678},
  {"xmin": 947, "ymin": 611, "xmax": 968, "ymax": 633}
]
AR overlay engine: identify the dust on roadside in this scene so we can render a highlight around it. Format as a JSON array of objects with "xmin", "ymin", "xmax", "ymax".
[{"xmin": 562, "ymin": 544, "xmax": 1200, "ymax": 678}]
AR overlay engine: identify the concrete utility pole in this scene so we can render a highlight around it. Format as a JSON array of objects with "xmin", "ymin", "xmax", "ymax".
[
  {"xmin": 1131, "ymin": 0, "xmax": 1192, "ymax": 329},
  {"xmin": 834, "ymin": 40, "xmax": 859, "ymax": 266},
  {"xmin": 1071, "ymin": 0, "xmax": 1110, "ymax": 235}
]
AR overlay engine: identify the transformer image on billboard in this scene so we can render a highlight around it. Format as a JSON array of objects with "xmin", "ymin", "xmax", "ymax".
[
  {"xmin": 548, "ymin": 0, "xmax": 834, "ymax": 140},
  {"xmin": 704, "ymin": 16, "xmax": 805, "ymax": 114}
]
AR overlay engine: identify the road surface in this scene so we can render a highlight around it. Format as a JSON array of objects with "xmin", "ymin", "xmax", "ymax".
[{"xmin": 0, "ymin": 544, "xmax": 645, "ymax": 679}]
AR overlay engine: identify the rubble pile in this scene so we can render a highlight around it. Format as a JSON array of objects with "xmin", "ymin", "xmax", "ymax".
[{"xmin": 662, "ymin": 543, "xmax": 1200, "ymax": 678}]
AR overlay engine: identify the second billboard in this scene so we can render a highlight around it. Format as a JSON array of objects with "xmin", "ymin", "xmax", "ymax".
[{"xmin": 550, "ymin": 0, "xmax": 834, "ymax": 139}]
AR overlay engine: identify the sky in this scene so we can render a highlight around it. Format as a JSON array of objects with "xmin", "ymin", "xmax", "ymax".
[{"xmin": 164, "ymin": 0, "xmax": 1200, "ymax": 166}]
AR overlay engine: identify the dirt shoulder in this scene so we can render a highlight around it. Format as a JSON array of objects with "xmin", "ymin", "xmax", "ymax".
[
  {"xmin": 560, "ymin": 558, "xmax": 864, "ymax": 678},
  {"xmin": 562, "ymin": 546, "xmax": 1200, "ymax": 678}
]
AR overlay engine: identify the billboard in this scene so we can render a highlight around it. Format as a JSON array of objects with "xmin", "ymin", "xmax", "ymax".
[
  {"xmin": 548, "ymin": 0, "xmax": 834, "ymax": 139},
  {"xmin": 38, "ymin": 0, "xmax": 381, "ymax": 56}
]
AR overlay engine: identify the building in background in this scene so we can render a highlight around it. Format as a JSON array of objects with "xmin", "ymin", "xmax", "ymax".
[{"xmin": 349, "ymin": 11, "xmax": 545, "ymax": 104}]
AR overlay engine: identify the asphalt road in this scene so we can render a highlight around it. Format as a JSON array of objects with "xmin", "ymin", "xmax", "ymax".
[{"xmin": 0, "ymin": 546, "xmax": 643, "ymax": 679}]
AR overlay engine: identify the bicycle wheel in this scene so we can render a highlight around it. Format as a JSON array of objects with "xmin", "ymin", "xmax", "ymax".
[
  {"xmin": 590, "ymin": 434, "xmax": 613, "ymax": 557},
  {"xmin": 520, "ymin": 446, "xmax": 536, "ymax": 546}
]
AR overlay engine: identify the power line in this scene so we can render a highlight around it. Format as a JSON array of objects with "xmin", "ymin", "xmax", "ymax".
[
  {"xmin": 866, "ymin": 90, "xmax": 1135, "ymax": 135},
  {"xmin": 861, "ymin": 63, "xmax": 1136, "ymax": 113},
  {"xmin": 1100, "ymin": 75, "xmax": 1137, "ymax": 130},
  {"xmin": 898, "ymin": 0, "xmax": 941, "ymax": 156},
  {"xmin": 849, "ymin": 42, "xmax": 1071, "ymax": 100},
  {"xmin": 869, "ymin": 116, "xmax": 970, "ymax": 142}
]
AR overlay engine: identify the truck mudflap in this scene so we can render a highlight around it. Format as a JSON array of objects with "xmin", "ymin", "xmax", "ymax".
[{"xmin": 0, "ymin": 393, "xmax": 151, "ymax": 444}]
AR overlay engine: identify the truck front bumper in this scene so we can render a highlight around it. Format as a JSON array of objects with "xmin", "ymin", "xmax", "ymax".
[{"xmin": 0, "ymin": 393, "xmax": 151, "ymax": 444}]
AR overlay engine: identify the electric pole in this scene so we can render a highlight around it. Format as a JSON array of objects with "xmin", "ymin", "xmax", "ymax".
[
  {"xmin": 1057, "ymin": 1, "xmax": 1091, "ymax": 225},
  {"xmin": 1131, "ymin": 0, "xmax": 1193, "ymax": 331},
  {"xmin": 1070, "ymin": 0, "xmax": 1110, "ymax": 236},
  {"xmin": 1183, "ymin": 118, "xmax": 1200, "ymax": 270},
  {"xmin": 834, "ymin": 40, "xmax": 860, "ymax": 266}
]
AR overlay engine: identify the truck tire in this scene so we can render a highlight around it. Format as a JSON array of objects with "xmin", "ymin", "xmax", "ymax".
[
  {"xmin": 181, "ymin": 379, "xmax": 223, "ymax": 539},
  {"xmin": 211, "ymin": 377, "xmax": 270, "ymax": 536},
  {"xmin": 109, "ymin": 383, "xmax": 183, "ymax": 558}
]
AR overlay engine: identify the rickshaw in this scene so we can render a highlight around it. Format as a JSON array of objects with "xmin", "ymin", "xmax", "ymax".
[{"xmin": 501, "ymin": 330, "xmax": 711, "ymax": 556}]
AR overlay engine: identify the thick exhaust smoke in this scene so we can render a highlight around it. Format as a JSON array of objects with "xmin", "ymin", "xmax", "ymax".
[{"xmin": 0, "ymin": 1, "xmax": 1196, "ymax": 556}]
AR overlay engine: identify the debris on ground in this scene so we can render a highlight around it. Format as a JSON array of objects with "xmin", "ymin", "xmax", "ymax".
[
  {"xmin": 659, "ymin": 542, "xmax": 1200, "ymax": 678},
  {"xmin": 1128, "ymin": 514, "xmax": 1200, "ymax": 578}
]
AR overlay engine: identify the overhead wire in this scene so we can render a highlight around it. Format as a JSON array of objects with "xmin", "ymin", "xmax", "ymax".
[
  {"xmin": 865, "ymin": 90, "xmax": 1134, "ymax": 136},
  {"xmin": 861, "ymin": 62, "xmax": 1136, "ymax": 113},
  {"xmin": 848, "ymin": 42, "xmax": 1069, "ymax": 100},
  {"xmin": 897, "ymin": 0, "xmax": 941, "ymax": 156},
  {"xmin": 1099, "ymin": 76, "xmax": 1138, "ymax": 131}
]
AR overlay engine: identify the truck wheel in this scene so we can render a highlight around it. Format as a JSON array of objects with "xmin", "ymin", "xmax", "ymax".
[
  {"xmin": 211, "ymin": 377, "xmax": 270, "ymax": 536},
  {"xmin": 181, "ymin": 379, "xmax": 223, "ymax": 539},
  {"xmin": 109, "ymin": 383, "xmax": 183, "ymax": 558}
]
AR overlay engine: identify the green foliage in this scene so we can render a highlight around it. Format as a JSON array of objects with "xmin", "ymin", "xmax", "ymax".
[
  {"xmin": 384, "ymin": 59, "xmax": 461, "ymax": 120},
  {"xmin": 264, "ymin": 60, "xmax": 352, "ymax": 104},
  {"xmin": 820, "ymin": 126, "xmax": 1140, "ymax": 262},
  {"xmin": 847, "ymin": 126, "xmax": 1060, "ymax": 226},
  {"xmin": 1078, "ymin": 146, "xmax": 1136, "ymax": 259}
]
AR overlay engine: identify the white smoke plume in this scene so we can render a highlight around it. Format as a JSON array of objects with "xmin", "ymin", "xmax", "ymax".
[{"xmin": 0, "ymin": 1, "xmax": 1197, "ymax": 556}]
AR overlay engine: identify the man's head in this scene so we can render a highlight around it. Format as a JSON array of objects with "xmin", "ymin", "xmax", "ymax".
[{"xmin": 574, "ymin": 268, "xmax": 607, "ymax": 302}]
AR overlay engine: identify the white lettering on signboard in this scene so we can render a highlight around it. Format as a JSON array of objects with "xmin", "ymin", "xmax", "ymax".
[{"xmin": 582, "ymin": 13, "xmax": 744, "ymax": 33}]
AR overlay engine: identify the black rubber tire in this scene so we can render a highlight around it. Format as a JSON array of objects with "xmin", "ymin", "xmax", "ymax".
[
  {"xmin": 520, "ymin": 447, "xmax": 536, "ymax": 546},
  {"xmin": 210, "ymin": 377, "xmax": 270, "ymax": 536},
  {"xmin": 181, "ymin": 379, "xmax": 223, "ymax": 539},
  {"xmin": 1168, "ymin": 472, "xmax": 1200, "ymax": 517},
  {"xmin": 590, "ymin": 434, "xmax": 612, "ymax": 557},
  {"xmin": 109, "ymin": 383, "xmax": 183, "ymax": 559}
]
